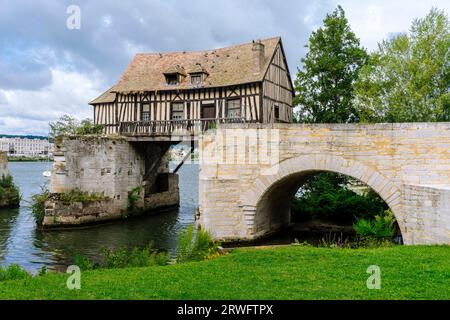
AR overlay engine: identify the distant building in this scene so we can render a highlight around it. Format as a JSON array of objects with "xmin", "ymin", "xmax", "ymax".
[{"xmin": 0, "ymin": 135, "xmax": 53, "ymax": 157}]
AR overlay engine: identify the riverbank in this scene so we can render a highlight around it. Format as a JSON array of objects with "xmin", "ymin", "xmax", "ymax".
[
  {"xmin": 0, "ymin": 245, "xmax": 448, "ymax": 299},
  {"xmin": 7, "ymin": 156, "xmax": 51, "ymax": 162}
]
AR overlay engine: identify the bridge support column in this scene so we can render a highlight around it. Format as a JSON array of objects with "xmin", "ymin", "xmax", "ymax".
[
  {"xmin": 0, "ymin": 152, "xmax": 7, "ymax": 178},
  {"xmin": 45, "ymin": 136, "xmax": 179, "ymax": 227}
]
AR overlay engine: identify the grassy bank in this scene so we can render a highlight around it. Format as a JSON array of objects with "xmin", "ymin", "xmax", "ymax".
[
  {"xmin": 7, "ymin": 156, "xmax": 50, "ymax": 162},
  {"xmin": 0, "ymin": 245, "xmax": 448, "ymax": 299}
]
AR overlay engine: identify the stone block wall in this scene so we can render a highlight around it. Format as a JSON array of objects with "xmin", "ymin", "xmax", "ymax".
[
  {"xmin": 43, "ymin": 199, "xmax": 119, "ymax": 226},
  {"xmin": 402, "ymin": 184, "xmax": 450, "ymax": 244},
  {"xmin": 0, "ymin": 152, "xmax": 7, "ymax": 177},
  {"xmin": 199, "ymin": 123, "xmax": 450, "ymax": 244},
  {"xmin": 45, "ymin": 136, "xmax": 179, "ymax": 226}
]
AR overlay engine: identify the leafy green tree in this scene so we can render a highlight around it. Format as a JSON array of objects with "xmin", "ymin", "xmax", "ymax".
[
  {"xmin": 294, "ymin": 5, "xmax": 368, "ymax": 123},
  {"xmin": 291, "ymin": 173, "xmax": 388, "ymax": 224},
  {"xmin": 49, "ymin": 115, "xmax": 104, "ymax": 139},
  {"xmin": 354, "ymin": 8, "xmax": 450, "ymax": 122}
]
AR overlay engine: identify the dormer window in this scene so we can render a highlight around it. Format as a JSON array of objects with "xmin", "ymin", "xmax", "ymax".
[
  {"xmin": 165, "ymin": 74, "xmax": 179, "ymax": 85},
  {"xmin": 163, "ymin": 65, "xmax": 186, "ymax": 86},
  {"xmin": 188, "ymin": 63, "xmax": 207, "ymax": 87},
  {"xmin": 190, "ymin": 74, "xmax": 202, "ymax": 86}
]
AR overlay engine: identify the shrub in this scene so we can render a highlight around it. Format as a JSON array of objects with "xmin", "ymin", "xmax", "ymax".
[
  {"xmin": 74, "ymin": 253, "xmax": 95, "ymax": 271},
  {"xmin": 291, "ymin": 172, "xmax": 388, "ymax": 223},
  {"xmin": 0, "ymin": 264, "xmax": 31, "ymax": 282},
  {"xmin": 100, "ymin": 242, "xmax": 169, "ymax": 269},
  {"xmin": 0, "ymin": 174, "xmax": 21, "ymax": 207},
  {"xmin": 176, "ymin": 226, "xmax": 221, "ymax": 263},
  {"xmin": 72, "ymin": 243, "xmax": 169, "ymax": 271},
  {"xmin": 49, "ymin": 115, "xmax": 104, "ymax": 139},
  {"xmin": 353, "ymin": 209, "xmax": 396, "ymax": 241},
  {"xmin": 58, "ymin": 189, "xmax": 109, "ymax": 205},
  {"xmin": 38, "ymin": 266, "xmax": 48, "ymax": 276},
  {"xmin": 127, "ymin": 186, "xmax": 143, "ymax": 211},
  {"xmin": 31, "ymin": 187, "xmax": 50, "ymax": 225}
]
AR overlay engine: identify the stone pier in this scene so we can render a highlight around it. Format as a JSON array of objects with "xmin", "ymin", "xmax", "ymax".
[
  {"xmin": 44, "ymin": 136, "xmax": 179, "ymax": 226},
  {"xmin": 0, "ymin": 151, "xmax": 20, "ymax": 209},
  {"xmin": 0, "ymin": 152, "xmax": 7, "ymax": 178}
]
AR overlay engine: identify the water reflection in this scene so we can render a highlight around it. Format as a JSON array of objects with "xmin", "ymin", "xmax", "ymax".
[{"xmin": 0, "ymin": 162, "xmax": 198, "ymax": 272}]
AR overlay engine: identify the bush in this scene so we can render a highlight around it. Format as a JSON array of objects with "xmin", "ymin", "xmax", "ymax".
[
  {"xmin": 72, "ymin": 243, "xmax": 170, "ymax": 270},
  {"xmin": 100, "ymin": 243, "xmax": 169, "ymax": 269},
  {"xmin": 49, "ymin": 115, "xmax": 104, "ymax": 139},
  {"xmin": 74, "ymin": 253, "xmax": 95, "ymax": 271},
  {"xmin": 58, "ymin": 189, "xmax": 109, "ymax": 205},
  {"xmin": 0, "ymin": 264, "xmax": 31, "ymax": 282},
  {"xmin": 0, "ymin": 174, "xmax": 21, "ymax": 207},
  {"xmin": 176, "ymin": 226, "xmax": 221, "ymax": 263},
  {"xmin": 127, "ymin": 186, "xmax": 143, "ymax": 211},
  {"xmin": 38, "ymin": 266, "xmax": 48, "ymax": 276},
  {"xmin": 353, "ymin": 209, "xmax": 396, "ymax": 241},
  {"xmin": 31, "ymin": 187, "xmax": 50, "ymax": 225},
  {"xmin": 291, "ymin": 172, "xmax": 388, "ymax": 223}
]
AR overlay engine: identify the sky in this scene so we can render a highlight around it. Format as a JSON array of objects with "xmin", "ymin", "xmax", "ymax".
[{"xmin": 0, "ymin": 0, "xmax": 448, "ymax": 135}]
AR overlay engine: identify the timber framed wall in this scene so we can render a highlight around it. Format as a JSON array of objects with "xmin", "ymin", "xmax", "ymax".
[
  {"xmin": 93, "ymin": 83, "xmax": 262, "ymax": 133},
  {"xmin": 262, "ymin": 43, "xmax": 294, "ymax": 123}
]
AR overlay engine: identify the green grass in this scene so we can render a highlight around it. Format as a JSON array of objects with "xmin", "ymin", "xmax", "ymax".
[{"xmin": 0, "ymin": 245, "xmax": 448, "ymax": 300}]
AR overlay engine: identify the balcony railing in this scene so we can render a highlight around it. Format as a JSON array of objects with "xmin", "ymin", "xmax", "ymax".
[{"xmin": 118, "ymin": 117, "xmax": 247, "ymax": 136}]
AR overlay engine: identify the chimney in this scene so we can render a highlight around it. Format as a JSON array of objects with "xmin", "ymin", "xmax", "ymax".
[{"xmin": 252, "ymin": 39, "xmax": 265, "ymax": 73}]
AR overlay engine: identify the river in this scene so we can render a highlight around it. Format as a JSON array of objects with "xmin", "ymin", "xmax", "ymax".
[{"xmin": 0, "ymin": 162, "xmax": 198, "ymax": 272}]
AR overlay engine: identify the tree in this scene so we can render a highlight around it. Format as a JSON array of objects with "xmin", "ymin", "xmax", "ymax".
[
  {"xmin": 49, "ymin": 115, "xmax": 104, "ymax": 139},
  {"xmin": 292, "ymin": 7, "xmax": 386, "ymax": 227},
  {"xmin": 291, "ymin": 172, "xmax": 388, "ymax": 224},
  {"xmin": 354, "ymin": 8, "xmax": 450, "ymax": 122},
  {"xmin": 294, "ymin": 5, "xmax": 368, "ymax": 123}
]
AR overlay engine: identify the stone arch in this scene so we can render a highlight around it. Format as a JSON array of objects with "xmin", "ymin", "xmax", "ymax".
[{"xmin": 240, "ymin": 154, "xmax": 404, "ymax": 239}]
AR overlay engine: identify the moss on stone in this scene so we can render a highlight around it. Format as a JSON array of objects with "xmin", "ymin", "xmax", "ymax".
[{"xmin": 0, "ymin": 175, "xmax": 20, "ymax": 209}]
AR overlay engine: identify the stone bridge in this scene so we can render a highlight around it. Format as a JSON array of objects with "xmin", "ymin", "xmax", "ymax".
[{"xmin": 198, "ymin": 123, "xmax": 450, "ymax": 245}]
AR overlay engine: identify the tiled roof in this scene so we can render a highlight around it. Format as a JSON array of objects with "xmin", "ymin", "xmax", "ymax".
[
  {"xmin": 89, "ymin": 87, "xmax": 116, "ymax": 104},
  {"xmin": 90, "ymin": 37, "xmax": 281, "ymax": 104}
]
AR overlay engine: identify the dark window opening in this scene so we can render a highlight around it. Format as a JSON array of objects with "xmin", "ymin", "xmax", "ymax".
[
  {"xmin": 274, "ymin": 105, "xmax": 280, "ymax": 121},
  {"xmin": 165, "ymin": 74, "xmax": 179, "ymax": 85}
]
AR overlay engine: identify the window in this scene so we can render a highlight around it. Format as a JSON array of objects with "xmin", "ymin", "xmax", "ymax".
[
  {"xmin": 274, "ymin": 105, "xmax": 280, "ymax": 121},
  {"xmin": 142, "ymin": 103, "xmax": 150, "ymax": 121},
  {"xmin": 171, "ymin": 102, "xmax": 184, "ymax": 120},
  {"xmin": 165, "ymin": 74, "xmax": 178, "ymax": 85},
  {"xmin": 190, "ymin": 74, "xmax": 202, "ymax": 86},
  {"xmin": 226, "ymin": 99, "xmax": 241, "ymax": 118}
]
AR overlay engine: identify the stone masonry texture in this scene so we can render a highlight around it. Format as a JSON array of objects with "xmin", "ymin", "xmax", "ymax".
[
  {"xmin": 46, "ymin": 136, "xmax": 179, "ymax": 226},
  {"xmin": 198, "ymin": 123, "xmax": 450, "ymax": 245}
]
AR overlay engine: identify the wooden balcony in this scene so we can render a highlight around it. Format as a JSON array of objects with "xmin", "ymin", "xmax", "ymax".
[{"xmin": 119, "ymin": 118, "xmax": 248, "ymax": 141}]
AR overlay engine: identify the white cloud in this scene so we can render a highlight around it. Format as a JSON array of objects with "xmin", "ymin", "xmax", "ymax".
[
  {"xmin": 0, "ymin": 68, "xmax": 105, "ymax": 135},
  {"xmin": 0, "ymin": 0, "xmax": 448, "ymax": 136},
  {"xmin": 334, "ymin": 0, "xmax": 450, "ymax": 51}
]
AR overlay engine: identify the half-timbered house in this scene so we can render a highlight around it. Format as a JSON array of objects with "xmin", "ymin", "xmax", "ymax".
[{"xmin": 89, "ymin": 36, "xmax": 294, "ymax": 136}]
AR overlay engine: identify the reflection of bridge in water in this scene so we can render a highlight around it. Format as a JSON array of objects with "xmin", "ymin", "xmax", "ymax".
[{"xmin": 197, "ymin": 122, "xmax": 450, "ymax": 245}]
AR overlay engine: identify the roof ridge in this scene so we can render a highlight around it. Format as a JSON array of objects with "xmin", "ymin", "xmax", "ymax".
[{"xmin": 133, "ymin": 36, "xmax": 281, "ymax": 56}]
